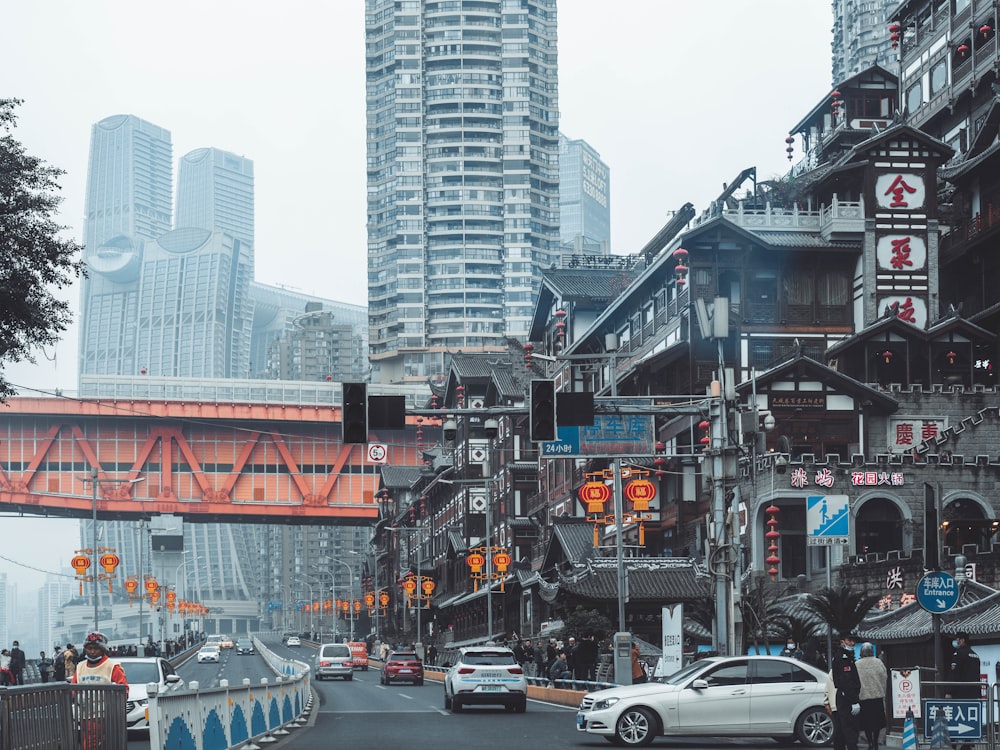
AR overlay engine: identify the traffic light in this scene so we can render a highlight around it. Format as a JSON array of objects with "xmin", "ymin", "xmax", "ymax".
[
  {"xmin": 529, "ymin": 379, "xmax": 557, "ymax": 442},
  {"xmin": 342, "ymin": 382, "xmax": 368, "ymax": 444}
]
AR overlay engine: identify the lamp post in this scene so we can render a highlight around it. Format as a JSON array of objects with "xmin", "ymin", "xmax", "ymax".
[
  {"xmin": 295, "ymin": 577, "xmax": 315, "ymax": 635},
  {"xmin": 322, "ymin": 557, "xmax": 356, "ymax": 641},
  {"xmin": 605, "ymin": 333, "xmax": 627, "ymax": 635},
  {"xmin": 77, "ymin": 469, "xmax": 144, "ymax": 633}
]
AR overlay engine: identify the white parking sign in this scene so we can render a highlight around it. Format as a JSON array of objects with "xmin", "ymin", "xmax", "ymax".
[{"xmin": 892, "ymin": 668, "xmax": 921, "ymax": 718}]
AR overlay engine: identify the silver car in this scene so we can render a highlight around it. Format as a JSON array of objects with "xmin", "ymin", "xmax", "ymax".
[
  {"xmin": 576, "ymin": 655, "xmax": 833, "ymax": 747},
  {"xmin": 314, "ymin": 642, "xmax": 353, "ymax": 681}
]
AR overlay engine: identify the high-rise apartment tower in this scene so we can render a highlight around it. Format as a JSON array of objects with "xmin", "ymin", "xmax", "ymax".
[{"xmin": 364, "ymin": 0, "xmax": 561, "ymax": 384}]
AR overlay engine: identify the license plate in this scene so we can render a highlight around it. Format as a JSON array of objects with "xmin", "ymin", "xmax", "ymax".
[
  {"xmin": 480, "ymin": 685, "xmax": 502, "ymax": 692},
  {"xmin": 400, "ymin": 669, "xmax": 412, "ymax": 673},
  {"xmin": 577, "ymin": 715, "xmax": 584, "ymax": 727}
]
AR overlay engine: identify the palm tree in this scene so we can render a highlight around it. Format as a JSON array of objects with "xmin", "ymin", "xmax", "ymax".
[
  {"xmin": 803, "ymin": 586, "xmax": 881, "ymax": 636},
  {"xmin": 778, "ymin": 614, "xmax": 822, "ymax": 647}
]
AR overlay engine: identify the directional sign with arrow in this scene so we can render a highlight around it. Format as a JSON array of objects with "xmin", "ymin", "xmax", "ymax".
[
  {"xmin": 915, "ymin": 571, "xmax": 959, "ymax": 613},
  {"xmin": 923, "ymin": 701, "xmax": 982, "ymax": 740}
]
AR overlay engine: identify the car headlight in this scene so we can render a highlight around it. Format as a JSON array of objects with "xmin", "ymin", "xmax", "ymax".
[{"xmin": 592, "ymin": 697, "xmax": 620, "ymax": 711}]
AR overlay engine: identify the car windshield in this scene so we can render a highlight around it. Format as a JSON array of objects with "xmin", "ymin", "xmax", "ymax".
[
  {"xmin": 121, "ymin": 662, "xmax": 161, "ymax": 683},
  {"xmin": 390, "ymin": 653, "xmax": 418, "ymax": 661},
  {"xmin": 237, "ymin": 639, "xmax": 251, "ymax": 645},
  {"xmin": 661, "ymin": 658, "xmax": 717, "ymax": 686},
  {"xmin": 462, "ymin": 652, "xmax": 516, "ymax": 666}
]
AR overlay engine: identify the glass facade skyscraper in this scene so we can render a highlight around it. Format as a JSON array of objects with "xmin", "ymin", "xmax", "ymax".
[
  {"xmin": 80, "ymin": 115, "xmax": 173, "ymax": 377},
  {"xmin": 364, "ymin": 0, "xmax": 561, "ymax": 384},
  {"xmin": 559, "ymin": 133, "xmax": 611, "ymax": 254},
  {"xmin": 177, "ymin": 148, "xmax": 255, "ymax": 250}
]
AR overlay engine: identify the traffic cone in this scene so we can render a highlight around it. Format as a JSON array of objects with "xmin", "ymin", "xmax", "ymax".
[
  {"xmin": 902, "ymin": 709, "xmax": 917, "ymax": 750},
  {"xmin": 929, "ymin": 707, "xmax": 951, "ymax": 750}
]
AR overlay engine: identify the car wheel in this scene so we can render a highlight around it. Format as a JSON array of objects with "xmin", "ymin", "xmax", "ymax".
[
  {"xmin": 795, "ymin": 707, "xmax": 834, "ymax": 747},
  {"xmin": 444, "ymin": 691, "xmax": 452, "ymax": 710},
  {"xmin": 515, "ymin": 698, "xmax": 527, "ymax": 714},
  {"xmin": 345, "ymin": 674, "xmax": 353, "ymax": 681},
  {"xmin": 452, "ymin": 698, "xmax": 463, "ymax": 713},
  {"xmin": 614, "ymin": 706, "xmax": 657, "ymax": 747},
  {"xmin": 416, "ymin": 678, "xmax": 424, "ymax": 686}
]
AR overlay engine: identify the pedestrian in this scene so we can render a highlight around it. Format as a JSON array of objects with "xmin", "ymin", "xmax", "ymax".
[
  {"xmin": 0, "ymin": 649, "xmax": 11, "ymax": 686},
  {"xmin": 946, "ymin": 631, "xmax": 981, "ymax": 750},
  {"xmin": 546, "ymin": 638, "xmax": 558, "ymax": 673},
  {"xmin": 631, "ymin": 643, "xmax": 647, "ymax": 684},
  {"xmin": 802, "ymin": 636, "xmax": 828, "ymax": 672},
  {"xmin": 9, "ymin": 640, "xmax": 25, "ymax": 685},
  {"xmin": 52, "ymin": 646, "xmax": 66, "ymax": 681},
  {"xmin": 830, "ymin": 631, "xmax": 862, "ymax": 750},
  {"xmin": 38, "ymin": 650, "xmax": 54, "ymax": 683},
  {"xmin": 856, "ymin": 643, "xmax": 887, "ymax": 750},
  {"xmin": 575, "ymin": 634, "xmax": 598, "ymax": 680},
  {"xmin": 512, "ymin": 639, "xmax": 527, "ymax": 667},
  {"xmin": 71, "ymin": 632, "xmax": 129, "ymax": 750},
  {"xmin": 780, "ymin": 638, "xmax": 804, "ymax": 660},
  {"xmin": 566, "ymin": 636, "xmax": 578, "ymax": 676},
  {"xmin": 426, "ymin": 643, "xmax": 437, "ymax": 666},
  {"xmin": 532, "ymin": 640, "xmax": 546, "ymax": 679},
  {"xmin": 548, "ymin": 649, "xmax": 571, "ymax": 685}
]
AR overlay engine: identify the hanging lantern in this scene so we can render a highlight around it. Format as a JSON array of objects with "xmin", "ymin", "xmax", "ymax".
[
  {"xmin": 673, "ymin": 247, "xmax": 689, "ymax": 285},
  {"xmin": 653, "ymin": 455, "xmax": 667, "ymax": 477},
  {"xmin": 958, "ymin": 43, "xmax": 970, "ymax": 56},
  {"xmin": 524, "ymin": 342, "xmax": 534, "ymax": 367},
  {"xmin": 456, "ymin": 384, "xmax": 465, "ymax": 407},
  {"xmin": 946, "ymin": 350, "xmax": 958, "ymax": 366},
  {"xmin": 784, "ymin": 136, "xmax": 795, "ymax": 161},
  {"xmin": 655, "ymin": 441, "xmax": 666, "ymax": 454},
  {"xmin": 881, "ymin": 349, "xmax": 894, "ymax": 365},
  {"xmin": 890, "ymin": 31, "xmax": 900, "ymax": 48},
  {"xmin": 430, "ymin": 394, "xmax": 439, "ymax": 410},
  {"xmin": 981, "ymin": 24, "xmax": 992, "ymax": 39},
  {"xmin": 765, "ymin": 504, "xmax": 781, "ymax": 580},
  {"xmin": 699, "ymin": 419, "xmax": 711, "ymax": 446}
]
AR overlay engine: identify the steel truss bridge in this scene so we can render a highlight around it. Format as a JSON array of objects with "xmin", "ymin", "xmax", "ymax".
[{"xmin": 0, "ymin": 396, "xmax": 426, "ymax": 525}]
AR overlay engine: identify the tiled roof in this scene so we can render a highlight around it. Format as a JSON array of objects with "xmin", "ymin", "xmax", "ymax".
[
  {"xmin": 857, "ymin": 581, "xmax": 1000, "ymax": 644},
  {"xmin": 450, "ymin": 352, "xmax": 514, "ymax": 379},
  {"xmin": 556, "ymin": 558, "xmax": 710, "ymax": 603},
  {"xmin": 551, "ymin": 521, "xmax": 597, "ymax": 565},
  {"xmin": 752, "ymin": 231, "xmax": 860, "ymax": 250},
  {"xmin": 379, "ymin": 465, "xmax": 424, "ymax": 490},
  {"xmin": 542, "ymin": 269, "xmax": 636, "ymax": 302}
]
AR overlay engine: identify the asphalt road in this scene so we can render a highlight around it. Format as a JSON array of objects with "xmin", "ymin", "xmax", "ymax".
[{"xmin": 127, "ymin": 640, "xmax": 814, "ymax": 750}]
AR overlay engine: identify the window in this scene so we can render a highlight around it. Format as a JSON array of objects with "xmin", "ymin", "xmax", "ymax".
[
  {"xmin": 703, "ymin": 662, "xmax": 748, "ymax": 687},
  {"xmin": 753, "ymin": 660, "xmax": 795, "ymax": 684},
  {"xmin": 907, "ymin": 82, "xmax": 923, "ymax": 114}
]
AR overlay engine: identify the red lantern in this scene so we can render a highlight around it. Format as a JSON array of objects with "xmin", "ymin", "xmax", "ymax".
[
  {"xmin": 946, "ymin": 350, "xmax": 958, "ymax": 366},
  {"xmin": 624, "ymin": 478, "xmax": 656, "ymax": 512},
  {"xmin": 579, "ymin": 480, "xmax": 611, "ymax": 514},
  {"xmin": 71, "ymin": 555, "xmax": 91, "ymax": 576},
  {"xmin": 958, "ymin": 43, "xmax": 970, "ymax": 56},
  {"xmin": 881, "ymin": 350, "xmax": 894, "ymax": 365},
  {"xmin": 699, "ymin": 419, "xmax": 711, "ymax": 445},
  {"xmin": 981, "ymin": 24, "xmax": 992, "ymax": 39}
]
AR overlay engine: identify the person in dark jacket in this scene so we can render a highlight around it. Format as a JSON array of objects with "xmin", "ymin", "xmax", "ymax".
[
  {"xmin": 548, "ymin": 650, "xmax": 571, "ymax": 684},
  {"xmin": 947, "ymin": 631, "xmax": 981, "ymax": 750},
  {"xmin": 9, "ymin": 641, "xmax": 25, "ymax": 685},
  {"xmin": 831, "ymin": 631, "xmax": 862, "ymax": 750}
]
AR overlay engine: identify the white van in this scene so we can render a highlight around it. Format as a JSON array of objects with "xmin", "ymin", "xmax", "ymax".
[{"xmin": 315, "ymin": 643, "xmax": 353, "ymax": 681}]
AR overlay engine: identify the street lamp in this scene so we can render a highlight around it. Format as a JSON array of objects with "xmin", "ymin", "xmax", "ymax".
[
  {"xmin": 322, "ymin": 557, "xmax": 356, "ymax": 641},
  {"xmin": 294, "ymin": 577, "xmax": 315, "ymax": 635},
  {"xmin": 77, "ymin": 469, "xmax": 145, "ymax": 632}
]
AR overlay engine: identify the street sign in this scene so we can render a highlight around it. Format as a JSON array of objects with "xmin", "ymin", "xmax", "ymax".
[
  {"xmin": 366, "ymin": 443, "xmax": 388, "ymax": 464},
  {"xmin": 923, "ymin": 700, "xmax": 982, "ymax": 739},
  {"xmin": 892, "ymin": 668, "xmax": 922, "ymax": 718},
  {"xmin": 541, "ymin": 404, "xmax": 654, "ymax": 458},
  {"xmin": 806, "ymin": 494, "xmax": 850, "ymax": 545},
  {"xmin": 916, "ymin": 571, "xmax": 959, "ymax": 613}
]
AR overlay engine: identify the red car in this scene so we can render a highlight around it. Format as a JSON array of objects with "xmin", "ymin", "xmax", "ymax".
[{"xmin": 381, "ymin": 651, "xmax": 424, "ymax": 685}]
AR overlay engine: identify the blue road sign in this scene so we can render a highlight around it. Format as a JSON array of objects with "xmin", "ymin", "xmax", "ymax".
[
  {"xmin": 540, "ymin": 406, "xmax": 654, "ymax": 458},
  {"xmin": 806, "ymin": 495, "xmax": 850, "ymax": 545},
  {"xmin": 923, "ymin": 700, "xmax": 982, "ymax": 739},
  {"xmin": 916, "ymin": 571, "xmax": 959, "ymax": 613}
]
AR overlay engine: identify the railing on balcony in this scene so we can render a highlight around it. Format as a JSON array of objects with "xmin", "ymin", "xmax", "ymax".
[{"xmin": 942, "ymin": 203, "xmax": 1000, "ymax": 260}]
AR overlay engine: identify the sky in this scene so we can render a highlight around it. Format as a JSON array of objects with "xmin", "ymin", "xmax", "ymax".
[{"xmin": 0, "ymin": 1, "xmax": 834, "ymax": 595}]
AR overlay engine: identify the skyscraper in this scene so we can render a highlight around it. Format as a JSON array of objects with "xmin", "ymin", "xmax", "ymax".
[
  {"xmin": 830, "ymin": 0, "xmax": 899, "ymax": 83},
  {"xmin": 79, "ymin": 114, "xmax": 173, "ymax": 376},
  {"xmin": 365, "ymin": 0, "xmax": 561, "ymax": 384},
  {"xmin": 559, "ymin": 133, "xmax": 611, "ymax": 254},
  {"xmin": 177, "ymin": 148, "xmax": 255, "ymax": 250}
]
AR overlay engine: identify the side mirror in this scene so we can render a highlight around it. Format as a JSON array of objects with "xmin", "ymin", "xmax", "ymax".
[{"xmin": 690, "ymin": 678, "xmax": 709, "ymax": 690}]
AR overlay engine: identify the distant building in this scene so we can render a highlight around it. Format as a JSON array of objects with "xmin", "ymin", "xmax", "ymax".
[
  {"xmin": 265, "ymin": 303, "xmax": 358, "ymax": 382},
  {"xmin": 80, "ymin": 115, "xmax": 173, "ymax": 377},
  {"xmin": 831, "ymin": 0, "xmax": 899, "ymax": 83},
  {"xmin": 177, "ymin": 147, "xmax": 255, "ymax": 250},
  {"xmin": 559, "ymin": 133, "xmax": 611, "ymax": 254},
  {"xmin": 364, "ymin": 0, "xmax": 561, "ymax": 384}
]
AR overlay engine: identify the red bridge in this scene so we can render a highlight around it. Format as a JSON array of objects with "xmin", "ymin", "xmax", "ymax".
[{"xmin": 0, "ymin": 396, "xmax": 421, "ymax": 524}]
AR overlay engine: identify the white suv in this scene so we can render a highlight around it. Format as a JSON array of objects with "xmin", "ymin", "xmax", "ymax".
[{"xmin": 443, "ymin": 645, "xmax": 527, "ymax": 713}]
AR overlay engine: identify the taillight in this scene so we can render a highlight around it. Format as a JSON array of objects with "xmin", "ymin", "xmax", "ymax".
[
  {"xmin": 509, "ymin": 666, "xmax": 523, "ymax": 675},
  {"xmin": 457, "ymin": 667, "xmax": 475, "ymax": 674}
]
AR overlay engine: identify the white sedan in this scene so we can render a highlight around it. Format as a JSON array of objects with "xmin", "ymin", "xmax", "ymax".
[
  {"xmin": 443, "ymin": 644, "xmax": 527, "ymax": 713},
  {"xmin": 576, "ymin": 655, "xmax": 833, "ymax": 747},
  {"xmin": 286, "ymin": 636, "xmax": 302, "ymax": 647},
  {"xmin": 197, "ymin": 645, "xmax": 221, "ymax": 663}
]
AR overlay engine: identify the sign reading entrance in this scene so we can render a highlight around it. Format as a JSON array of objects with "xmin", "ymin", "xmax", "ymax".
[{"xmin": 915, "ymin": 571, "xmax": 959, "ymax": 613}]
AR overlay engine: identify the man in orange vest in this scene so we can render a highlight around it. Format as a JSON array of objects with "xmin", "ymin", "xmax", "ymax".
[{"xmin": 71, "ymin": 632, "xmax": 128, "ymax": 750}]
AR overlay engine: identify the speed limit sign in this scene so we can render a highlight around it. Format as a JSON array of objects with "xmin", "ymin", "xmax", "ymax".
[{"xmin": 367, "ymin": 443, "xmax": 388, "ymax": 464}]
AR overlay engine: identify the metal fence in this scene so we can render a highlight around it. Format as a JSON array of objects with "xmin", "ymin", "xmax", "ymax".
[{"xmin": 0, "ymin": 682, "xmax": 128, "ymax": 750}]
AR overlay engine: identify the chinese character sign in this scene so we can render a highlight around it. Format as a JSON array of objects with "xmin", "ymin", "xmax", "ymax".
[
  {"xmin": 887, "ymin": 566, "xmax": 904, "ymax": 589},
  {"xmin": 876, "ymin": 173, "xmax": 926, "ymax": 210},
  {"xmin": 877, "ymin": 235, "xmax": 927, "ymax": 272},
  {"xmin": 888, "ymin": 418, "xmax": 946, "ymax": 452},
  {"xmin": 879, "ymin": 295, "xmax": 927, "ymax": 327}
]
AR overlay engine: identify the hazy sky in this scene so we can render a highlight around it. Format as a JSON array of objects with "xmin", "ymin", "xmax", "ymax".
[{"xmin": 0, "ymin": 1, "xmax": 834, "ymax": 592}]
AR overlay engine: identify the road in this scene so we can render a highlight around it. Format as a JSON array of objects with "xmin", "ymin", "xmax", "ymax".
[{"xmin": 127, "ymin": 639, "xmax": 807, "ymax": 750}]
